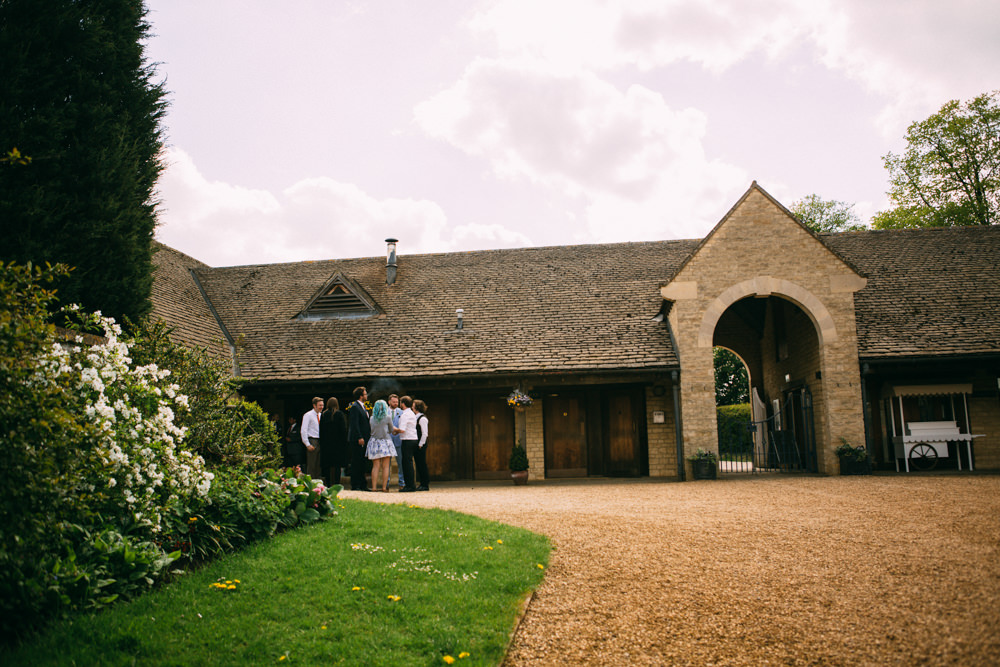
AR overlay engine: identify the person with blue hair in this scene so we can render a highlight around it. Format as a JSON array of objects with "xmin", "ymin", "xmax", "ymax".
[{"xmin": 367, "ymin": 399, "xmax": 396, "ymax": 492}]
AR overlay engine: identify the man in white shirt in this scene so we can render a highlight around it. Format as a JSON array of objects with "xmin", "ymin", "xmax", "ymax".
[
  {"xmin": 300, "ymin": 397, "xmax": 324, "ymax": 477},
  {"xmin": 397, "ymin": 396, "xmax": 418, "ymax": 492},
  {"xmin": 388, "ymin": 394, "xmax": 404, "ymax": 489}
]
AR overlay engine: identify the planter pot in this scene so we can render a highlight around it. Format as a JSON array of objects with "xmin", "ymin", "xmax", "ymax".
[
  {"xmin": 839, "ymin": 456, "xmax": 871, "ymax": 476},
  {"xmin": 511, "ymin": 470, "xmax": 529, "ymax": 485},
  {"xmin": 691, "ymin": 460, "xmax": 717, "ymax": 480}
]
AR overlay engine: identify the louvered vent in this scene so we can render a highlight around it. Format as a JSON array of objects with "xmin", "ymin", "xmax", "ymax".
[
  {"xmin": 311, "ymin": 283, "xmax": 370, "ymax": 313},
  {"xmin": 299, "ymin": 274, "xmax": 380, "ymax": 320}
]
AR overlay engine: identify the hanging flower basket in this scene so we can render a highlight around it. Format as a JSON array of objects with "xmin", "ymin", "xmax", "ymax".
[{"xmin": 506, "ymin": 388, "xmax": 533, "ymax": 409}]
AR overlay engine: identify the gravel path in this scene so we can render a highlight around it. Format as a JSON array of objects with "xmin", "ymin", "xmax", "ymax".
[{"xmin": 343, "ymin": 475, "xmax": 1000, "ymax": 665}]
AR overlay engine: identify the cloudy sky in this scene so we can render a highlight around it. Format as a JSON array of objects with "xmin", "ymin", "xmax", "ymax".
[{"xmin": 145, "ymin": 0, "xmax": 999, "ymax": 267}]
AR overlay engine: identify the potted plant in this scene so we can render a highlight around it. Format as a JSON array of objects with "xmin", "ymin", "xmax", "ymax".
[
  {"xmin": 835, "ymin": 438, "xmax": 870, "ymax": 475},
  {"xmin": 509, "ymin": 442, "xmax": 530, "ymax": 485},
  {"xmin": 686, "ymin": 448, "xmax": 719, "ymax": 480}
]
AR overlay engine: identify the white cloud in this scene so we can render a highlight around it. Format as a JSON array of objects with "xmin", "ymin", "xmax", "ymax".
[
  {"xmin": 469, "ymin": 0, "xmax": 1000, "ymax": 135},
  {"xmin": 154, "ymin": 148, "xmax": 535, "ymax": 266},
  {"xmin": 415, "ymin": 59, "xmax": 748, "ymax": 242}
]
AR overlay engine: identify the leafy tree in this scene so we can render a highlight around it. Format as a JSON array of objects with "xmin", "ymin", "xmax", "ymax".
[
  {"xmin": 790, "ymin": 194, "xmax": 866, "ymax": 233},
  {"xmin": 874, "ymin": 91, "xmax": 1000, "ymax": 229},
  {"xmin": 0, "ymin": 0, "xmax": 167, "ymax": 324},
  {"xmin": 714, "ymin": 347, "xmax": 749, "ymax": 406}
]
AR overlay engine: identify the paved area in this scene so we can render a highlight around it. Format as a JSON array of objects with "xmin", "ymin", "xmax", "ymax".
[{"xmin": 342, "ymin": 474, "xmax": 1000, "ymax": 665}]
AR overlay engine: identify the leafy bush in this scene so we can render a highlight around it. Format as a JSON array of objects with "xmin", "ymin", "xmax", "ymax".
[
  {"xmin": 717, "ymin": 403, "xmax": 753, "ymax": 458},
  {"xmin": 0, "ymin": 263, "xmax": 334, "ymax": 643},
  {"xmin": 126, "ymin": 319, "xmax": 279, "ymax": 469}
]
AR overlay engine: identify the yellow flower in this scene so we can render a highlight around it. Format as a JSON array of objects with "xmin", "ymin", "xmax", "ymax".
[
  {"xmin": 321, "ymin": 625, "xmax": 327, "ymax": 630},
  {"xmin": 459, "ymin": 652, "xmax": 470, "ymax": 659},
  {"xmin": 234, "ymin": 579, "xmax": 240, "ymax": 583},
  {"xmin": 483, "ymin": 546, "xmax": 493, "ymax": 550},
  {"xmin": 225, "ymin": 581, "xmax": 232, "ymax": 585},
  {"xmin": 443, "ymin": 657, "xmax": 455, "ymax": 665},
  {"xmin": 188, "ymin": 517, "xmax": 198, "ymax": 523},
  {"xmin": 496, "ymin": 539, "xmax": 503, "ymax": 544},
  {"xmin": 351, "ymin": 586, "xmax": 363, "ymax": 591},
  {"xmin": 278, "ymin": 656, "xmax": 286, "ymax": 662},
  {"xmin": 537, "ymin": 563, "xmax": 544, "ymax": 569},
  {"xmin": 387, "ymin": 595, "xmax": 401, "ymax": 601},
  {"xmin": 227, "ymin": 585, "xmax": 236, "ymax": 590}
]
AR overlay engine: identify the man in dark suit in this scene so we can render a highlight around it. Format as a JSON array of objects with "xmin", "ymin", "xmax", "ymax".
[{"xmin": 346, "ymin": 386, "xmax": 371, "ymax": 491}]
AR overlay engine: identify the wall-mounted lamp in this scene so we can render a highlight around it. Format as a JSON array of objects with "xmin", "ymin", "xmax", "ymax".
[{"xmin": 456, "ymin": 308, "xmax": 464, "ymax": 330}]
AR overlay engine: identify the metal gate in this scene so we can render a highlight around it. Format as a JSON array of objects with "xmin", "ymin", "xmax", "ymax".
[{"xmin": 717, "ymin": 387, "xmax": 817, "ymax": 474}]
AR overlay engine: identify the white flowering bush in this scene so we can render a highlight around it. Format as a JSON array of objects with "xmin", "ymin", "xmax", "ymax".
[
  {"xmin": 0, "ymin": 263, "xmax": 212, "ymax": 638},
  {"xmin": 40, "ymin": 310, "xmax": 214, "ymax": 532},
  {"xmin": 1, "ymin": 263, "xmax": 332, "ymax": 642}
]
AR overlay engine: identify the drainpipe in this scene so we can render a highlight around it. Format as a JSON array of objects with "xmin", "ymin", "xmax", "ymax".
[{"xmin": 671, "ymin": 370, "xmax": 685, "ymax": 481}]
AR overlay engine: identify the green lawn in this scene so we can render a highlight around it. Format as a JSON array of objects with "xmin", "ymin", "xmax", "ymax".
[{"xmin": 2, "ymin": 498, "xmax": 551, "ymax": 666}]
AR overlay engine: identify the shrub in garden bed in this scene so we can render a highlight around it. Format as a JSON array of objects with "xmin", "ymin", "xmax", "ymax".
[{"xmin": 0, "ymin": 262, "xmax": 336, "ymax": 643}]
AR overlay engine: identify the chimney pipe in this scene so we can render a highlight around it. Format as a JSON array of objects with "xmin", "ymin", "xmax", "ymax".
[
  {"xmin": 456, "ymin": 309, "xmax": 464, "ymax": 330},
  {"xmin": 385, "ymin": 238, "xmax": 398, "ymax": 285}
]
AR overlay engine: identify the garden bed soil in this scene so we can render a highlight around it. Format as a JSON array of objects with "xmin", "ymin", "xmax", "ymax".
[{"xmin": 353, "ymin": 475, "xmax": 1000, "ymax": 665}]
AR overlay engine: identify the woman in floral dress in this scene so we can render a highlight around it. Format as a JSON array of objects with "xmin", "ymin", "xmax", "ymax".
[{"xmin": 366, "ymin": 399, "xmax": 396, "ymax": 492}]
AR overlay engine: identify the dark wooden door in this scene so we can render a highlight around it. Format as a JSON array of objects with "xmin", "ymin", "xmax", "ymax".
[
  {"xmin": 606, "ymin": 392, "xmax": 640, "ymax": 476},
  {"xmin": 544, "ymin": 395, "xmax": 587, "ymax": 477},
  {"xmin": 473, "ymin": 401, "xmax": 513, "ymax": 479},
  {"xmin": 425, "ymin": 399, "xmax": 455, "ymax": 480}
]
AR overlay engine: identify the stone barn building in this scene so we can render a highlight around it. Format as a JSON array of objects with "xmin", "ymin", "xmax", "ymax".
[{"xmin": 151, "ymin": 183, "xmax": 1000, "ymax": 480}]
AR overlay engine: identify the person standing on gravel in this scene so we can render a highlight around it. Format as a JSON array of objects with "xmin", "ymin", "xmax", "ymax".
[
  {"xmin": 388, "ymin": 394, "xmax": 405, "ymax": 489},
  {"xmin": 412, "ymin": 400, "xmax": 430, "ymax": 491},
  {"xmin": 347, "ymin": 386, "xmax": 372, "ymax": 491},
  {"xmin": 397, "ymin": 396, "xmax": 418, "ymax": 493},
  {"xmin": 301, "ymin": 397, "xmax": 324, "ymax": 478}
]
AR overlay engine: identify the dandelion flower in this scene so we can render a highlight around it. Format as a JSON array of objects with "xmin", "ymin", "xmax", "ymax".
[
  {"xmin": 459, "ymin": 652, "xmax": 470, "ymax": 658},
  {"xmin": 496, "ymin": 539, "xmax": 503, "ymax": 544},
  {"xmin": 387, "ymin": 595, "xmax": 401, "ymax": 601},
  {"xmin": 443, "ymin": 657, "xmax": 455, "ymax": 665},
  {"xmin": 279, "ymin": 656, "xmax": 286, "ymax": 662},
  {"xmin": 483, "ymin": 546, "xmax": 493, "ymax": 551},
  {"xmin": 321, "ymin": 625, "xmax": 327, "ymax": 630},
  {"xmin": 537, "ymin": 563, "xmax": 544, "ymax": 569},
  {"xmin": 351, "ymin": 586, "xmax": 363, "ymax": 591}
]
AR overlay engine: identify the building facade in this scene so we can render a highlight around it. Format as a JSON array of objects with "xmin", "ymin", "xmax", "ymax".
[{"xmin": 152, "ymin": 183, "xmax": 1000, "ymax": 479}]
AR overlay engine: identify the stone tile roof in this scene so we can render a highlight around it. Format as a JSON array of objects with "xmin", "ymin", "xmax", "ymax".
[
  {"xmin": 150, "ymin": 243, "xmax": 229, "ymax": 359},
  {"xmin": 827, "ymin": 225, "xmax": 1000, "ymax": 360},
  {"xmin": 153, "ymin": 225, "xmax": 999, "ymax": 382},
  {"xmin": 191, "ymin": 241, "xmax": 698, "ymax": 383}
]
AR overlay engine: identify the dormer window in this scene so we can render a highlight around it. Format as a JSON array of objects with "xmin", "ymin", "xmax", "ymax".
[{"xmin": 298, "ymin": 273, "xmax": 380, "ymax": 320}]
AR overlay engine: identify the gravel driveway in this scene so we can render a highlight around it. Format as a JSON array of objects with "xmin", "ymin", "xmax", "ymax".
[{"xmin": 346, "ymin": 474, "xmax": 1000, "ymax": 665}]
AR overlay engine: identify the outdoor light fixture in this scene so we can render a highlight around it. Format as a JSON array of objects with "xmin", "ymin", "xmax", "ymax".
[
  {"xmin": 456, "ymin": 308, "xmax": 464, "ymax": 330},
  {"xmin": 784, "ymin": 373, "xmax": 791, "ymax": 383}
]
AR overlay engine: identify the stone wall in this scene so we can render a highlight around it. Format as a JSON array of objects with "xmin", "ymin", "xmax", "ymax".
[
  {"xmin": 646, "ymin": 384, "xmax": 679, "ymax": 477},
  {"xmin": 662, "ymin": 186, "xmax": 868, "ymax": 476}
]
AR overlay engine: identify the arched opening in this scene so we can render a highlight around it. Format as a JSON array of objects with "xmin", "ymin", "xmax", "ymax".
[{"xmin": 712, "ymin": 295, "xmax": 822, "ymax": 473}]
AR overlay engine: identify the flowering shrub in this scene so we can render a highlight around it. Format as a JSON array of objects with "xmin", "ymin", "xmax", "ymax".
[{"xmin": 0, "ymin": 263, "xmax": 339, "ymax": 642}]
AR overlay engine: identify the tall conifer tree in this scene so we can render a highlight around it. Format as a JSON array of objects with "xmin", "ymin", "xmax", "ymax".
[{"xmin": 0, "ymin": 0, "xmax": 166, "ymax": 322}]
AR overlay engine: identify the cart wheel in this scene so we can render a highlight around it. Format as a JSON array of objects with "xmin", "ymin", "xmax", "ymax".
[{"xmin": 909, "ymin": 443, "xmax": 938, "ymax": 471}]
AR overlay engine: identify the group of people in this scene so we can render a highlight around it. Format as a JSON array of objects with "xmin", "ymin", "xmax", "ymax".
[{"xmin": 282, "ymin": 386, "xmax": 430, "ymax": 493}]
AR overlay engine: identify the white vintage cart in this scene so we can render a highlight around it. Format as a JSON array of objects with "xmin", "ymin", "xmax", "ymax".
[{"xmin": 883, "ymin": 384, "xmax": 982, "ymax": 472}]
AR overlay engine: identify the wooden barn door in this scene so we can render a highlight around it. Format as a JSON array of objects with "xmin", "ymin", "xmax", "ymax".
[
  {"xmin": 544, "ymin": 395, "xmax": 588, "ymax": 477},
  {"xmin": 605, "ymin": 391, "xmax": 641, "ymax": 477},
  {"xmin": 473, "ymin": 401, "xmax": 514, "ymax": 479},
  {"xmin": 425, "ymin": 399, "xmax": 455, "ymax": 481}
]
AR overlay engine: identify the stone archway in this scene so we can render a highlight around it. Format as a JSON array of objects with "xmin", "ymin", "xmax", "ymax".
[{"xmin": 713, "ymin": 293, "xmax": 823, "ymax": 473}]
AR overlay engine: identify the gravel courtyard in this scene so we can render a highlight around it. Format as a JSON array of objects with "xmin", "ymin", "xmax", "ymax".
[{"xmin": 350, "ymin": 474, "xmax": 1000, "ymax": 665}]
